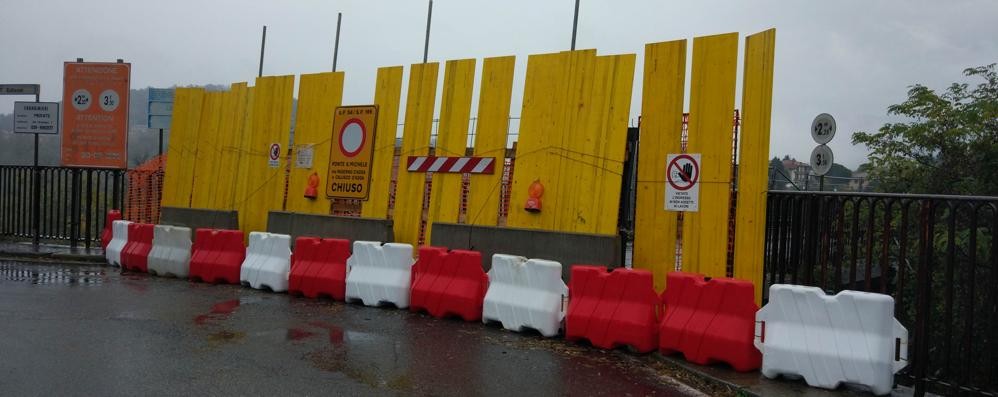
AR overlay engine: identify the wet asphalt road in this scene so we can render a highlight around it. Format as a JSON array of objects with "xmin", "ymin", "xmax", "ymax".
[{"xmin": 0, "ymin": 260, "xmax": 702, "ymax": 397}]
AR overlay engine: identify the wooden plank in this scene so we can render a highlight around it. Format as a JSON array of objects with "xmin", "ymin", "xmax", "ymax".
[
  {"xmin": 212, "ymin": 82, "xmax": 249, "ymax": 210},
  {"xmin": 734, "ymin": 29, "xmax": 776, "ymax": 304},
  {"xmin": 190, "ymin": 92, "xmax": 224, "ymax": 209},
  {"xmin": 682, "ymin": 32, "xmax": 739, "ymax": 277},
  {"xmin": 393, "ymin": 62, "xmax": 439, "ymax": 246},
  {"xmin": 161, "ymin": 87, "xmax": 204, "ymax": 208},
  {"xmin": 633, "ymin": 40, "xmax": 687, "ymax": 291},
  {"xmin": 467, "ymin": 56, "xmax": 515, "ymax": 226},
  {"xmin": 234, "ymin": 86, "xmax": 255, "ymax": 229},
  {"xmin": 286, "ymin": 72, "xmax": 345, "ymax": 214},
  {"xmin": 426, "ymin": 58, "xmax": 476, "ymax": 243},
  {"xmin": 240, "ymin": 75, "xmax": 295, "ymax": 236},
  {"xmin": 553, "ymin": 50, "xmax": 597, "ymax": 234},
  {"xmin": 589, "ymin": 54, "xmax": 635, "ymax": 235},
  {"xmin": 360, "ymin": 66, "xmax": 404, "ymax": 219}
]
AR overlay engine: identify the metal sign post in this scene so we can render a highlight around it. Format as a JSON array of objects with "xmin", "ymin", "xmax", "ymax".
[{"xmin": 4, "ymin": 83, "xmax": 45, "ymax": 246}]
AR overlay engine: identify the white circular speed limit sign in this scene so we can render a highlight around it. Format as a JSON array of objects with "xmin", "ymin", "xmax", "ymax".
[
  {"xmin": 810, "ymin": 144, "xmax": 834, "ymax": 176},
  {"xmin": 71, "ymin": 89, "xmax": 92, "ymax": 111},
  {"xmin": 99, "ymin": 89, "xmax": 120, "ymax": 112},
  {"xmin": 811, "ymin": 113, "xmax": 836, "ymax": 144}
]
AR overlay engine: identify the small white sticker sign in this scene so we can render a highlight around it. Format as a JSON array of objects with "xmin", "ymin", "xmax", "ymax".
[
  {"xmin": 665, "ymin": 153, "xmax": 701, "ymax": 212},
  {"xmin": 268, "ymin": 143, "xmax": 281, "ymax": 169},
  {"xmin": 295, "ymin": 144, "xmax": 314, "ymax": 169}
]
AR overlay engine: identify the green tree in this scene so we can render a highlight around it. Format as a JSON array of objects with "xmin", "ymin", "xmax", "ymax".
[{"xmin": 852, "ymin": 64, "xmax": 998, "ymax": 195}]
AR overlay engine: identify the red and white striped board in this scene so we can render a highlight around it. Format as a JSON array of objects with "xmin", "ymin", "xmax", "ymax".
[{"xmin": 406, "ymin": 156, "xmax": 496, "ymax": 174}]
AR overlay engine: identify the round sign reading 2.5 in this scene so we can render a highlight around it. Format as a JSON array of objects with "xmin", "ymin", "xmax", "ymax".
[{"xmin": 72, "ymin": 89, "xmax": 92, "ymax": 111}]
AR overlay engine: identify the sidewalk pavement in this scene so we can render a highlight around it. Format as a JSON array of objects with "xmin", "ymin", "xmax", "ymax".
[{"xmin": 0, "ymin": 239, "xmax": 105, "ymax": 263}]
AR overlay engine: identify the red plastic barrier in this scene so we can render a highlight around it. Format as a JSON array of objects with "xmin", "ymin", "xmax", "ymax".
[
  {"xmin": 565, "ymin": 265, "xmax": 660, "ymax": 353},
  {"xmin": 120, "ymin": 223, "xmax": 153, "ymax": 272},
  {"xmin": 409, "ymin": 247, "xmax": 488, "ymax": 322},
  {"xmin": 188, "ymin": 229, "xmax": 245, "ymax": 284},
  {"xmin": 659, "ymin": 272, "xmax": 761, "ymax": 371},
  {"xmin": 100, "ymin": 210, "xmax": 121, "ymax": 250},
  {"xmin": 288, "ymin": 237, "xmax": 351, "ymax": 300}
]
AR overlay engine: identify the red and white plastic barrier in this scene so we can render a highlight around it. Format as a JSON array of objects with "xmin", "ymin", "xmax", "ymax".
[
  {"xmin": 105, "ymin": 220, "xmax": 132, "ymax": 267},
  {"xmin": 189, "ymin": 228, "xmax": 245, "ymax": 284},
  {"xmin": 755, "ymin": 285, "xmax": 908, "ymax": 395},
  {"xmin": 288, "ymin": 237, "xmax": 351, "ymax": 300},
  {"xmin": 659, "ymin": 272, "xmax": 761, "ymax": 371},
  {"xmin": 100, "ymin": 210, "xmax": 121, "ymax": 250},
  {"xmin": 344, "ymin": 241, "xmax": 415, "ymax": 308},
  {"xmin": 482, "ymin": 254, "xmax": 567, "ymax": 337},
  {"xmin": 565, "ymin": 265, "xmax": 660, "ymax": 353},
  {"xmin": 240, "ymin": 232, "xmax": 292, "ymax": 292},
  {"xmin": 147, "ymin": 225, "xmax": 192, "ymax": 278},
  {"xmin": 120, "ymin": 223, "xmax": 154, "ymax": 272},
  {"xmin": 409, "ymin": 247, "xmax": 489, "ymax": 321}
]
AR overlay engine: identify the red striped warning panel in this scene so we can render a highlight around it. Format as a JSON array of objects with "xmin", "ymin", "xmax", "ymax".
[{"xmin": 406, "ymin": 156, "xmax": 495, "ymax": 174}]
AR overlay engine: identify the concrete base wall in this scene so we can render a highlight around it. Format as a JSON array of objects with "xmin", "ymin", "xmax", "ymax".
[
  {"xmin": 160, "ymin": 207, "xmax": 239, "ymax": 231},
  {"xmin": 266, "ymin": 211, "xmax": 394, "ymax": 243},
  {"xmin": 430, "ymin": 222, "xmax": 621, "ymax": 281}
]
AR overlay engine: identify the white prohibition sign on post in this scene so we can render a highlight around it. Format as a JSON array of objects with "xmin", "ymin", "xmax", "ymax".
[
  {"xmin": 268, "ymin": 143, "xmax": 281, "ymax": 169},
  {"xmin": 665, "ymin": 153, "xmax": 701, "ymax": 212},
  {"xmin": 810, "ymin": 145, "xmax": 834, "ymax": 176},
  {"xmin": 811, "ymin": 113, "xmax": 836, "ymax": 145}
]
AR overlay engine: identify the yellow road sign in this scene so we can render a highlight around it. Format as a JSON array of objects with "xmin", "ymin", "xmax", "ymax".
[{"xmin": 326, "ymin": 105, "xmax": 378, "ymax": 199}]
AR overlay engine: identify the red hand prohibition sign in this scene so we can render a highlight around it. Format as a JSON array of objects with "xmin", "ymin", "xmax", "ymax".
[{"xmin": 667, "ymin": 154, "xmax": 699, "ymax": 191}]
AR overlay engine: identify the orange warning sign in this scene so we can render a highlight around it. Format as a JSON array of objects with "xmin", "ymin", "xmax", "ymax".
[
  {"xmin": 326, "ymin": 105, "xmax": 378, "ymax": 199},
  {"xmin": 61, "ymin": 62, "xmax": 131, "ymax": 169}
]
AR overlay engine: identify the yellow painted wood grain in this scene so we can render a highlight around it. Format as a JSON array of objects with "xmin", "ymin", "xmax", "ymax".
[
  {"xmin": 682, "ymin": 33, "xmax": 739, "ymax": 277},
  {"xmin": 552, "ymin": 50, "xmax": 597, "ymax": 234},
  {"xmin": 360, "ymin": 66, "xmax": 404, "ymax": 219},
  {"xmin": 240, "ymin": 75, "xmax": 295, "ymax": 235},
  {"xmin": 393, "ymin": 63, "xmax": 439, "ymax": 246},
  {"xmin": 426, "ymin": 58, "xmax": 475, "ymax": 243},
  {"xmin": 467, "ymin": 56, "xmax": 515, "ymax": 226},
  {"xmin": 234, "ymin": 86, "xmax": 255, "ymax": 229},
  {"xmin": 190, "ymin": 92, "xmax": 224, "ymax": 209},
  {"xmin": 286, "ymin": 72, "xmax": 344, "ymax": 215},
  {"xmin": 586, "ymin": 54, "xmax": 635, "ymax": 235},
  {"xmin": 734, "ymin": 29, "xmax": 776, "ymax": 304},
  {"xmin": 161, "ymin": 87, "xmax": 204, "ymax": 208},
  {"xmin": 212, "ymin": 82, "xmax": 249, "ymax": 210},
  {"xmin": 633, "ymin": 40, "xmax": 687, "ymax": 291}
]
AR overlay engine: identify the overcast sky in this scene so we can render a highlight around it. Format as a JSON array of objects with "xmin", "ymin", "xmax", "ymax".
[{"xmin": 2, "ymin": 0, "xmax": 996, "ymax": 168}]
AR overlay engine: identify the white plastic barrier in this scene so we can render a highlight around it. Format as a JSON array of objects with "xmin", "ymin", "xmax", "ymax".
[
  {"xmin": 105, "ymin": 220, "xmax": 132, "ymax": 267},
  {"xmin": 482, "ymin": 254, "xmax": 567, "ymax": 337},
  {"xmin": 344, "ymin": 241, "xmax": 414, "ymax": 308},
  {"xmin": 147, "ymin": 225, "xmax": 192, "ymax": 278},
  {"xmin": 239, "ymin": 232, "xmax": 292, "ymax": 292},
  {"xmin": 755, "ymin": 285, "xmax": 908, "ymax": 396}
]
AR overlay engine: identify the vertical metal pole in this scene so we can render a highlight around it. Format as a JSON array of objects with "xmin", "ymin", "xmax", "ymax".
[
  {"xmin": 423, "ymin": 0, "xmax": 433, "ymax": 63},
  {"xmin": 819, "ymin": 175, "xmax": 825, "ymax": 191},
  {"xmin": 32, "ymin": 90, "xmax": 41, "ymax": 247},
  {"xmin": 332, "ymin": 12, "xmax": 342, "ymax": 72},
  {"xmin": 571, "ymin": 0, "xmax": 580, "ymax": 50},
  {"xmin": 258, "ymin": 25, "xmax": 267, "ymax": 77},
  {"xmin": 158, "ymin": 128, "xmax": 163, "ymax": 156}
]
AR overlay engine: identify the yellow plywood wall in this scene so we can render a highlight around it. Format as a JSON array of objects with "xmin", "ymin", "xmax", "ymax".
[
  {"xmin": 212, "ymin": 82, "xmax": 249, "ymax": 210},
  {"xmin": 239, "ymin": 75, "xmax": 294, "ymax": 235},
  {"xmin": 160, "ymin": 87, "xmax": 204, "ymax": 208},
  {"xmin": 632, "ymin": 40, "xmax": 687, "ymax": 291},
  {"xmin": 734, "ymin": 29, "xmax": 777, "ymax": 304},
  {"xmin": 360, "ymin": 66, "xmax": 404, "ymax": 219},
  {"xmin": 286, "ymin": 72, "xmax": 345, "ymax": 214},
  {"xmin": 393, "ymin": 63, "xmax": 439, "ymax": 246},
  {"xmin": 467, "ymin": 56, "xmax": 515, "ymax": 226},
  {"xmin": 233, "ymin": 86, "xmax": 256, "ymax": 227},
  {"xmin": 190, "ymin": 92, "xmax": 224, "ymax": 208},
  {"xmin": 507, "ymin": 50, "xmax": 634, "ymax": 236},
  {"xmin": 426, "ymin": 58, "xmax": 476, "ymax": 243},
  {"xmin": 682, "ymin": 33, "xmax": 739, "ymax": 278}
]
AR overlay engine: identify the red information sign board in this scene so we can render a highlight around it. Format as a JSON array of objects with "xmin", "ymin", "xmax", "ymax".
[{"xmin": 61, "ymin": 62, "xmax": 131, "ymax": 169}]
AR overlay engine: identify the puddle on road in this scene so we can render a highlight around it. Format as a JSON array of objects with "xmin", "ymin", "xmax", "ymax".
[
  {"xmin": 206, "ymin": 330, "xmax": 246, "ymax": 344},
  {"xmin": 193, "ymin": 299, "xmax": 242, "ymax": 325},
  {"xmin": 0, "ymin": 262, "xmax": 107, "ymax": 285}
]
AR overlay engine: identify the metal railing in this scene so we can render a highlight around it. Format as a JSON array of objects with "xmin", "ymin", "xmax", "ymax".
[
  {"xmin": 765, "ymin": 191, "xmax": 998, "ymax": 396},
  {"xmin": 0, "ymin": 165, "xmax": 125, "ymax": 249}
]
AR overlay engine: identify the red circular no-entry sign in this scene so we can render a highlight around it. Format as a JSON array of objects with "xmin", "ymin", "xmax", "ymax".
[
  {"xmin": 338, "ymin": 118, "xmax": 367, "ymax": 158},
  {"xmin": 667, "ymin": 154, "xmax": 699, "ymax": 191}
]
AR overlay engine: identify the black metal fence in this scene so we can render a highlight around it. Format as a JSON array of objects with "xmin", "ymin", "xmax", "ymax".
[
  {"xmin": 0, "ymin": 165, "xmax": 125, "ymax": 249},
  {"xmin": 765, "ymin": 191, "xmax": 998, "ymax": 396}
]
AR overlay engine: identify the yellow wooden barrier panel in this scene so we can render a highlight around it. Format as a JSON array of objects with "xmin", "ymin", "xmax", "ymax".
[
  {"xmin": 212, "ymin": 82, "xmax": 249, "ymax": 210},
  {"xmin": 633, "ymin": 40, "xmax": 687, "ymax": 291},
  {"xmin": 241, "ymin": 75, "xmax": 295, "ymax": 235},
  {"xmin": 682, "ymin": 33, "xmax": 739, "ymax": 277},
  {"xmin": 393, "ymin": 63, "xmax": 439, "ymax": 246},
  {"xmin": 360, "ymin": 66, "xmax": 404, "ymax": 219},
  {"xmin": 161, "ymin": 87, "xmax": 204, "ymax": 208},
  {"xmin": 552, "ymin": 50, "xmax": 598, "ymax": 234},
  {"xmin": 467, "ymin": 56, "xmax": 515, "ymax": 226},
  {"xmin": 586, "ymin": 54, "xmax": 635, "ymax": 235},
  {"xmin": 426, "ymin": 58, "xmax": 476, "ymax": 243},
  {"xmin": 190, "ymin": 92, "xmax": 224, "ymax": 209},
  {"xmin": 734, "ymin": 29, "xmax": 776, "ymax": 304},
  {"xmin": 507, "ymin": 51, "xmax": 571, "ymax": 231},
  {"xmin": 234, "ymin": 86, "xmax": 255, "ymax": 228},
  {"xmin": 286, "ymin": 72, "xmax": 345, "ymax": 215}
]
